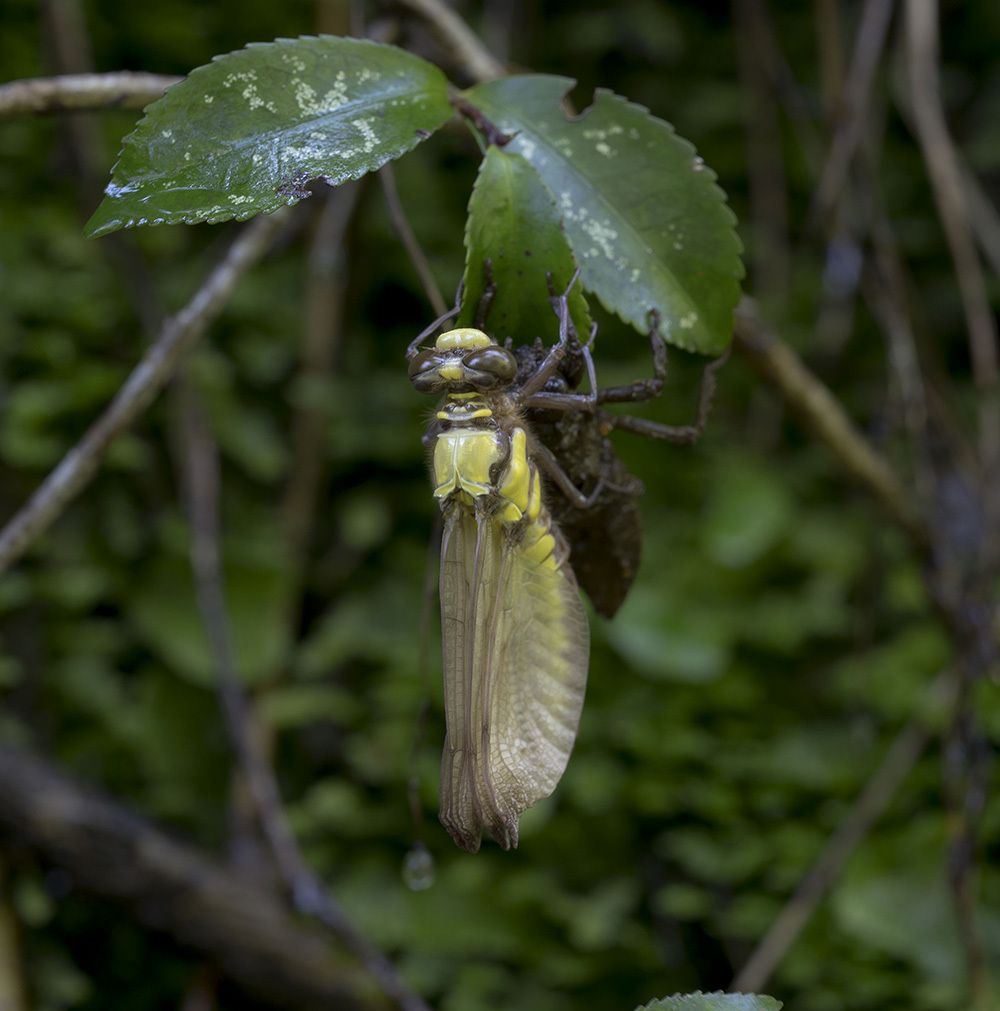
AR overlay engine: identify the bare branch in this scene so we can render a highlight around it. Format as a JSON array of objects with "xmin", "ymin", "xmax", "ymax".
[
  {"xmin": 734, "ymin": 0, "xmax": 791, "ymax": 302},
  {"xmin": 961, "ymin": 165, "xmax": 1000, "ymax": 282},
  {"xmin": 380, "ymin": 165, "xmax": 449, "ymax": 318},
  {"xmin": 0, "ymin": 746, "xmax": 390, "ymax": 1010},
  {"xmin": 734, "ymin": 298, "xmax": 931, "ymax": 553},
  {"xmin": 0, "ymin": 857, "xmax": 28, "ymax": 1011},
  {"xmin": 395, "ymin": 0, "xmax": 506, "ymax": 82},
  {"xmin": 813, "ymin": 0, "xmax": 896, "ymax": 219},
  {"xmin": 731, "ymin": 675, "xmax": 948, "ymax": 992},
  {"xmin": 0, "ymin": 209, "xmax": 289, "ymax": 577},
  {"xmin": 0, "ymin": 72, "xmax": 180, "ymax": 118},
  {"xmin": 905, "ymin": 0, "xmax": 1000, "ymax": 509},
  {"xmin": 283, "ymin": 182, "xmax": 363, "ymax": 566},
  {"xmin": 176, "ymin": 382, "xmax": 431, "ymax": 1011}
]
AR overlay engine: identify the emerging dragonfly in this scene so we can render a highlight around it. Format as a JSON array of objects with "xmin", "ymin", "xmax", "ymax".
[{"xmin": 408, "ymin": 275, "xmax": 725, "ymax": 851}]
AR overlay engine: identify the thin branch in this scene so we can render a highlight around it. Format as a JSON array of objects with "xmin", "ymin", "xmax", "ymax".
[
  {"xmin": 905, "ymin": 0, "xmax": 1000, "ymax": 511},
  {"xmin": 853, "ymin": 154, "xmax": 934, "ymax": 501},
  {"xmin": 734, "ymin": 298, "xmax": 931, "ymax": 553},
  {"xmin": 731, "ymin": 679, "xmax": 946, "ymax": 992},
  {"xmin": 813, "ymin": 0, "xmax": 896, "ymax": 219},
  {"xmin": 0, "ymin": 209, "xmax": 289, "ymax": 577},
  {"xmin": 283, "ymin": 181, "xmax": 363, "ymax": 566},
  {"xmin": 395, "ymin": 0, "xmax": 506, "ymax": 82},
  {"xmin": 961, "ymin": 165, "xmax": 1000, "ymax": 282},
  {"xmin": 0, "ymin": 857, "xmax": 28, "ymax": 1011},
  {"xmin": 0, "ymin": 746, "xmax": 387, "ymax": 1011},
  {"xmin": 0, "ymin": 72, "xmax": 180, "ymax": 118},
  {"xmin": 728, "ymin": 0, "xmax": 824, "ymax": 174},
  {"xmin": 734, "ymin": 0, "xmax": 791, "ymax": 303},
  {"xmin": 379, "ymin": 165, "xmax": 449, "ymax": 318},
  {"xmin": 176, "ymin": 384, "xmax": 431, "ymax": 1011},
  {"xmin": 942, "ymin": 667, "xmax": 995, "ymax": 1011},
  {"xmin": 813, "ymin": 0, "xmax": 846, "ymax": 118}
]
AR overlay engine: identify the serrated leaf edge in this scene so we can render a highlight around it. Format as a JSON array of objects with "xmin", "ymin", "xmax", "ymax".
[
  {"xmin": 460, "ymin": 146, "xmax": 592, "ymax": 338},
  {"xmin": 463, "ymin": 76, "xmax": 744, "ymax": 353},
  {"xmin": 87, "ymin": 35, "xmax": 450, "ymax": 237},
  {"xmin": 633, "ymin": 991, "xmax": 782, "ymax": 1011}
]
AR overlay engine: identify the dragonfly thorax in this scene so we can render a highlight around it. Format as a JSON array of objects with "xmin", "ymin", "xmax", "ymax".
[{"xmin": 436, "ymin": 395, "xmax": 494, "ymax": 424}]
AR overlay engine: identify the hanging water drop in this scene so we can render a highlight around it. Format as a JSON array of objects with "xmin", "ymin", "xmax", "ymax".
[{"xmin": 402, "ymin": 842, "xmax": 435, "ymax": 890}]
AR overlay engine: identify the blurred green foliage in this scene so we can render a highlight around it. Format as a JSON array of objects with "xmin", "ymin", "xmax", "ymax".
[{"xmin": 1, "ymin": 1, "xmax": 999, "ymax": 1010}]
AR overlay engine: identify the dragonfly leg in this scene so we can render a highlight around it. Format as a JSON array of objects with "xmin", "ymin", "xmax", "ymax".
[
  {"xmin": 520, "ymin": 269, "xmax": 595, "ymax": 402},
  {"xmin": 521, "ymin": 390, "xmax": 595, "ymax": 410},
  {"xmin": 531, "ymin": 438, "xmax": 607, "ymax": 509},
  {"xmin": 406, "ymin": 304, "xmax": 461, "ymax": 360},
  {"xmin": 594, "ymin": 309, "xmax": 667, "ymax": 405},
  {"xmin": 406, "ymin": 263, "xmax": 480, "ymax": 360},
  {"xmin": 597, "ymin": 347, "xmax": 730, "ymax": 444}
]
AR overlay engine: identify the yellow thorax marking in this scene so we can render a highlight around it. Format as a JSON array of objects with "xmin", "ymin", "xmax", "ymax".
[{"xmin": 437, "ymin": 394, "xmax": 493, "ymax": 421}]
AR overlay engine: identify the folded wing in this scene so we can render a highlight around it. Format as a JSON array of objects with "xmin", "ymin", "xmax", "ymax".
[{"xmin": 439, "ymin": 505, "xmax": 589, "ymax": 852}]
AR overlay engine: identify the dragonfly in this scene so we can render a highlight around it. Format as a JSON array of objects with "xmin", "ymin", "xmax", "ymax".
[{"xmin": 407, "ymin": 275, "xmax": 725, "ymax": 851}]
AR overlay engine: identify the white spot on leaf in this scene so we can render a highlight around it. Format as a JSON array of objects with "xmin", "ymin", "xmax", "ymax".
[
  {"xmin": 350, "ymin": 116, "xmax": 379, "ymax": 153},
  {"xmin": 581, "ymin": 218, "xmax": 618, "ymax": 260},
  {"xmin": 293, "ymin": 71, "xmax": 349, "ymax": 116}
]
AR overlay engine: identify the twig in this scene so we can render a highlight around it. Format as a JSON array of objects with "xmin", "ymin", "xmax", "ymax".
[
  {"xmin": 731, "ymin": 681, "xmax": 945, "ymax": 992},
  {"xmin": 942, "ymin": 666, "xmax": 994, "ymax": 1011},
  {"xmin": 283, "ymin": 181, "xmax": 363, "ymax": 565},
  {"xmin": 813, "ymin": 0, "xmax": 896, "ymax": 219},
  {"xmin": 0, "ymin": 72, "xmax": 179, "ymax": 118},
  {"xmin": 0, "ymin": 209, "xmax": 289, "ymax": 577},
  {"xmin": 734, "ymin": 0, "xmax": 790, "ymax": 303},
  {"xmin": 379, "ymin": 165, "xmax": 448, "ymax": 318},
  {"xmin": 40, "ymin": 1, "xmax": 168, "ymax": 336},
  {"xmin": 0, "ymin": 746, "xmax": 386, "ymax": 1010},
  {"xmin": 40, "ymin": 0, "xmax": 108, "ymax": 209},
  {"xmin": 905, "ymin": 0, "xmax": 1000, "ymax": 520},
  {"xmin": 726, "ymin": 0, "xmax": 823, "ymax": 174},
  {"xmin": 734, "ymin": 298, "xmax": 931, "ymax": 553},
  {"xmin": 961, "ymin": 166, "xmax": 1000, "ymax": 282},
  {"xmin": 856, "ymin": 166, "xmax": 933, "ymax": 502},
  {"xmin": 0, "ymin": 857, "xmax": 28, "ymax": 1011},
  {"xmin": 177, "ymin": 382, "xmax": 431, "ymax": 1011},
  {"xmin": 395, "ymin": 0, "xmax": 506, "ymax": 82},
  {"xmin": 813, "ymin": 0, "xmax": 845, "ymax": 117}
]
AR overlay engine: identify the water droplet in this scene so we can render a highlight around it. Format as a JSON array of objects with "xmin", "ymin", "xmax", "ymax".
[{"xmin": 402, "ymin": 843, "xmax": 435, "ymax": 891}]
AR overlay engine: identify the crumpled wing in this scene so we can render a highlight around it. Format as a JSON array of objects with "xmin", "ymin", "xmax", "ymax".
[{"xmin": 439, "ymin": 505, "xmax": 589, "ymax": 852}]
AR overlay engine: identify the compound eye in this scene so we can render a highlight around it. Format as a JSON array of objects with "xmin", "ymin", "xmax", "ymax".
[
  {"xmin": 407, "ymin": 349, "xmax": 441, "ymax": 380},
  {"xmin": 462, "ymin": 347, "xmax": 517, "ymax": 382}
]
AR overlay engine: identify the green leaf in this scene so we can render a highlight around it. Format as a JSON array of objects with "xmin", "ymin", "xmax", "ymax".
[
  {"xmin": 635, "ymin": 993, "xmax": 782, "ymax": 1011},
  {"xmin": 86, "ymin": 36, "xmax": 453, "ymax": 237},
  {"xmin": 462, "ymin": 75, "xmax": 743, "ymax": 353},
  {"xmin": 458, "ymin": 146, "xmax": 591, "ymax": 344}
]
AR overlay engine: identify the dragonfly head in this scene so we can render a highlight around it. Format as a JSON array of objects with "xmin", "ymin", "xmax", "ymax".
[{"xmin": 408, "ymin": 328, "xmax": 517, "ymax": 394}]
